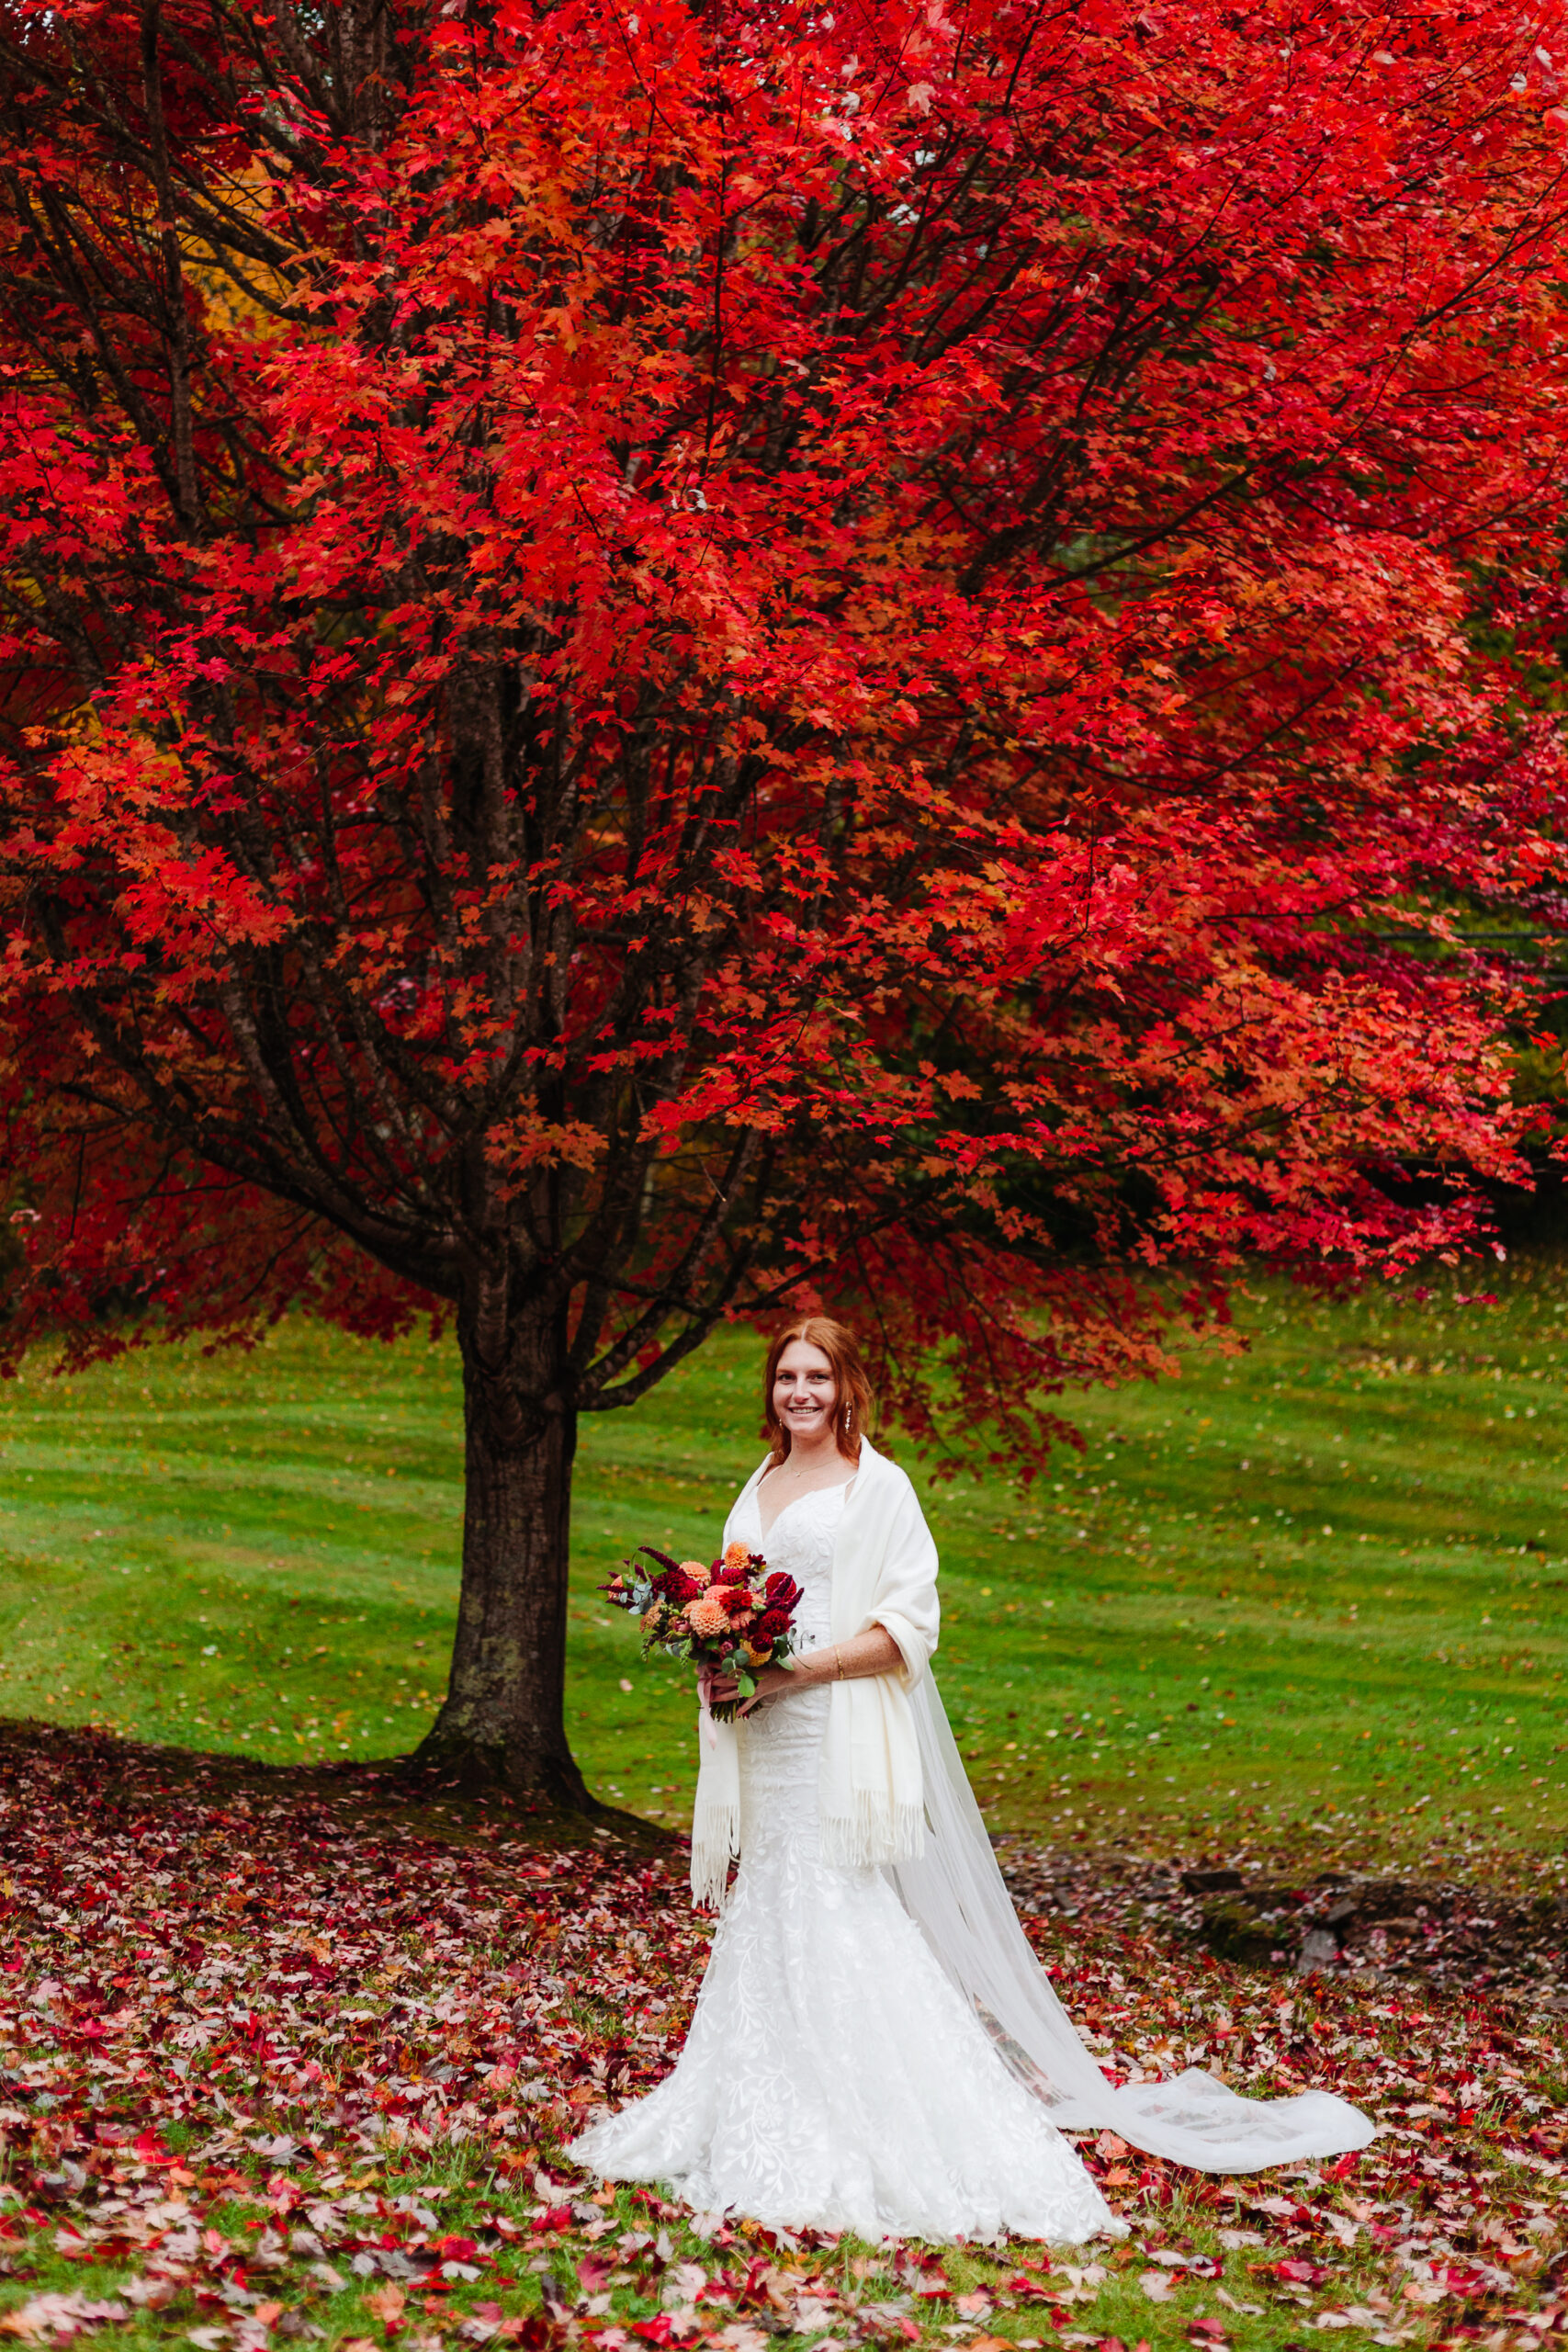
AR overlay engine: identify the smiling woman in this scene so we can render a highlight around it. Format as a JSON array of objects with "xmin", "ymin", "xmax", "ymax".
[{"xmin": 570, "ymin": 1317, "xmax": 1375, "ymax": 2237}]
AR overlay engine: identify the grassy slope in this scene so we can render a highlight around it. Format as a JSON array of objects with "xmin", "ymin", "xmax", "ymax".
[{"xmin": 0, "ymin": 1263, "xmax": 1563, "ymax": 1857}]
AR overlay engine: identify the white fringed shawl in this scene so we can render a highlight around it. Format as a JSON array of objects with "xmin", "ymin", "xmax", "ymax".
[{"xmin": 689, "ymin": 1439, "xmax": 941, "ymax": 1910}]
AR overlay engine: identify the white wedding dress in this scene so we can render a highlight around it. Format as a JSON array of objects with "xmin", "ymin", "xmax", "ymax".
[{"xmin": 569, "ymin": 1483, "xmax": 1122, "ymax": 2243}]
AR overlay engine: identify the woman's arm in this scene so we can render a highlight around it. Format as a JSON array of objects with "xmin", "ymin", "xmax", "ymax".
[{"xmin": 706, "ymin": 1623, "xmax": 903, "ymax": 1716}]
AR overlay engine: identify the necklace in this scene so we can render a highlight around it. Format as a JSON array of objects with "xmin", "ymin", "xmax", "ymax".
[{"xmin": 772, "ymin": 1463, "xmax": 818, "ymax": 1489}]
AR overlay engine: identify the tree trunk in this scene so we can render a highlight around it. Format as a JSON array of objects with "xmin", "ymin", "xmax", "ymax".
[{"xmin": 413, "ymin": 1278, "xmax": 594, "ymax": 1808}]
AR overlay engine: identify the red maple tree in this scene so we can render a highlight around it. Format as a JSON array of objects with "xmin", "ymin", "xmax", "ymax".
[{"xmin": 0, "ymin": 0, "xmax": 1565, "ymax": 1801}]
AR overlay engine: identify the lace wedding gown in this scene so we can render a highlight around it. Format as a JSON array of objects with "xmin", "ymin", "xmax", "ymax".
[{"xmin": 568, "ymin": 1483, "xmax": 1121, "ymax": 2244}]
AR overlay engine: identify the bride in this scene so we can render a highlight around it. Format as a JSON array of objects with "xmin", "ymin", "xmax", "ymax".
[{"xmin": 570, "ymin": 1317, "xmax": 1372, "ymax": 2242}]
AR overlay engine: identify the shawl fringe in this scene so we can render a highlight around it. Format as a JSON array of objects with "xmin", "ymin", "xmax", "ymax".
[
  {"xmin": 690, "ymin": 1797, "xmax": 740, "ymax": 1913},
  {"xmin": 818, "ymin": 1792, "xmax": 926, "ymax": 1871}
]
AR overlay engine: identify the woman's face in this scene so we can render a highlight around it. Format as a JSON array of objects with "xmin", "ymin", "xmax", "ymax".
[{"xmin": 773, "ymin": 1340, "xmax": 838, "ymax": 1445}]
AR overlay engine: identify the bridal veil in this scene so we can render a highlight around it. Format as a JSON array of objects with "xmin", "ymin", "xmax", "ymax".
[{"xmin": 893, "ymin": 1673, "xmax": 1376, "ymax": 2173}]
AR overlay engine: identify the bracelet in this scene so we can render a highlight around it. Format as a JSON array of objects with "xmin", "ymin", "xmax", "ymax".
[{"xmin": 835, "ymin": 1645, "xmax": 846, "ymax": 1681}]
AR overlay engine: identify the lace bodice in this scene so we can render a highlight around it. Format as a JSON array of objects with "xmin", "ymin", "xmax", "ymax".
[{"xmin": 734, "ymin": 1476, "xmax": 847, "ymax": 1656}]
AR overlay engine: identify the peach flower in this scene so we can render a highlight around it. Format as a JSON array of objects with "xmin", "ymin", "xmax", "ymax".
[
  {"xmin": 686, "ymin": 1592, "xmax": 732, "ymax": 1639},
  {"xmin": 680, "ymin": 1557, "xmax": 712, "ymax": 1588},
  {"xmin": 722, "ymin": 1541, "xmax": 750, "ymax": 1570}
]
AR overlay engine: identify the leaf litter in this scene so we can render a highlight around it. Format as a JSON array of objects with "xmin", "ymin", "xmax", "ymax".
[{"xmin": 0, "ymin": 1725, "xmax": 1564, "ymax": 2352}]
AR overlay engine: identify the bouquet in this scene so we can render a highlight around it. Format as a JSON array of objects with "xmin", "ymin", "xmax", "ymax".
[{"xmin": 603, "ymin": 1540, "xmax": 804, "ymax": 1724}]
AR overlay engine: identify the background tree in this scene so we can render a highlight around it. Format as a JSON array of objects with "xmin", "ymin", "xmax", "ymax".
[{"xmin": 1, "ymin": 0, "xmax": 1565, "ymax": 1804}]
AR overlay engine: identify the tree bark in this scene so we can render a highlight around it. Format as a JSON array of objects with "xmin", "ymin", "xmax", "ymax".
[{"xmin": 413, "ymin": 1276, "xmax": 594, "ymax": 1807}]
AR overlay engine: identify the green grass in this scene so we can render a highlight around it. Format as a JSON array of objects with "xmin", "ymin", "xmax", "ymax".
[{"xmin": 0, "ymin": 1261, "xmax": 1564, "ymax": 1853}]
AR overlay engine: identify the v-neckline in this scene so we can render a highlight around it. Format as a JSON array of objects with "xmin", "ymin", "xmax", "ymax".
[{"xmin": 754, "ymin": 1474, "xmax": 854, "ymax": 1545}]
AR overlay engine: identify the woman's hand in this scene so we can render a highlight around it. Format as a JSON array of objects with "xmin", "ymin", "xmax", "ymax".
[{"xmin": 706, "ymin": 1662, "xmax": 795, "ymax": 1717}]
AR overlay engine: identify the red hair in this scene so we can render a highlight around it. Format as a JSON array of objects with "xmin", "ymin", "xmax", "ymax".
[{"xmin": 761, "ymin": 1316, "xmax": 873, "ymax": 1466}]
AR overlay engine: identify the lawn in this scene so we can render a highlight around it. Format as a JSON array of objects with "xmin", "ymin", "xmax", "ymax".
[{"xmin": 0, "ymin": 1264, "xmax": 1564, "ymax": 1857}]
